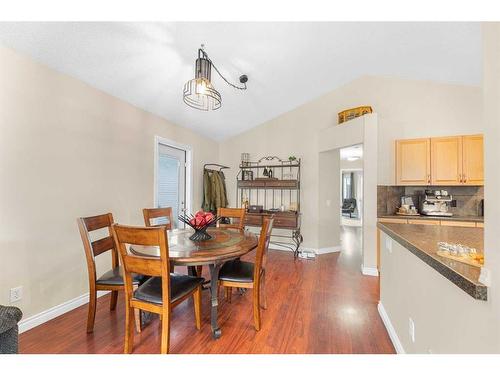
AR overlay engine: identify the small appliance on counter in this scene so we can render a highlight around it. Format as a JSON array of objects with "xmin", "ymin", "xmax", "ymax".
[
  {"xmin": 396, "ymin": 195, "xmax": 419, "ymax": 216},
  {"xmin": 419, "ymin": 189, "xmax": 453, "ymax": 217}
]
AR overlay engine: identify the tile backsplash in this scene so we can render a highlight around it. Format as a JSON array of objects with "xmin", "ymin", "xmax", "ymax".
[{"xmin": 377, "ymin": 185, "xmax": 484, "ymax": 217}]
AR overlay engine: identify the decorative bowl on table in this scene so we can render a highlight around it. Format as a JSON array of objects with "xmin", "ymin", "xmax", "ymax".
[{"xmin": 179, "ymin": 210, "xmax": 221, "ymax": 241}]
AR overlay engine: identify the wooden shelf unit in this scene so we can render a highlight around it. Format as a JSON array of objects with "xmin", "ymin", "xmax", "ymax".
[{"xmin": 237, "ymin": 156, "xmax": 303, "ymax": 257}]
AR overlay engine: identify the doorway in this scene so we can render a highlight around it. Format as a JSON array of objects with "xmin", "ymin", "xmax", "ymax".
[
  {"xmin": 154, "ymin": 136, "xmax": 192, "ymax": 228},
  {"xmin": 339, "ymin": 144, "xmax": 364, "ymax": 270}
]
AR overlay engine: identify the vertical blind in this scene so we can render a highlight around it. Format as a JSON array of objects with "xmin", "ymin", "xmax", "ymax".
[{"xmin": 157, "ymin": 154, "xmax": 180, "ymax": 226}]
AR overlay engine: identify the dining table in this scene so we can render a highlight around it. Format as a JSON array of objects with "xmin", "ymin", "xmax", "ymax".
[{"xmin": 130, "ymin": 227, "xmax": 258, "ymax": 339}]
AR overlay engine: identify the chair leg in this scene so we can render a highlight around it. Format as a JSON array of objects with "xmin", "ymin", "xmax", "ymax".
[
  {"xmin": 225, "ymin": 286, "xmax": 232, "ymax": 303},
  {"xmin": 110, "ymin": 290, "xmax": 118, "ymax": 311},
  {"xmin": 260, "ymin": 273, "xmax": 267, "ymax": 310},
  {"xmin": 134, "ymin": 309, "xmax": 142, "ymax": 333},
  {"xmin": 160, "ymin": 309, "xmax": 171, "ymax": 354},
  {"xmin": 86, "ymin": 286, "xmax": 97, "ymax": 334},
  {"xmin": 253, "ymin": 285, "xmax": 261, "ymax": 331},
  {"xmin": 124, "ymin": 304, "xmax": 135, "ymax": 354},
  {"xmin": 193, "ymin": 286, "xmax": 202, "ymax": 330},
  {"xmin": 196, "ymin": 265, "xmax": 203, "ymax": 277}
]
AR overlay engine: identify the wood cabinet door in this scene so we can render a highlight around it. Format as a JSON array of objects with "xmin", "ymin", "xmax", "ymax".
[
  {"xmin": 431, "ymin": 136, "xmax": 463, "ymax": 185},
  {"xmin": 395, "ymin": 138, "xmax": 431, "ymax": 185},
  {"xmin": 462, "ymin": 134, "xmax": 484, "ymax": 185}
]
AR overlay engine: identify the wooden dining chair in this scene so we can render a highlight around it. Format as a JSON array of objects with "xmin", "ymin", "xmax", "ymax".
[
  {"xmin": 77, "ymin": 213, "xmax": 143, "ymax": 334},
  {"xmin": 111, "ymin": 223, "xmax": 204, "ymax": 354},
  {"xmin": 143, "ymin": 207, "xmax": 175, "ymax": 229},
  {"xmin": 218, "ymin": 216, "xmax": 274, "ymax": 331},
  {"xmin": 217, "ymin": 207, "xmax": 246, "ymax": 230}
]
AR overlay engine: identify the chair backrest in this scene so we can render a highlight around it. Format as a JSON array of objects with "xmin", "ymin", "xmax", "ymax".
[
  {"xmin": 253, "ymin": 216, "xmax": 274, "ymax": 281},
  {"xmin": 111, "ymin": 224, "xmax": 171, "ymax": 305},
  {"xmin": 217, "ymin": 207, "xmax": 246, "ymax": 230},
  {"xmin": 77, "ymin": 213, "xmax": 119, "ymax": 283},
  {"xmin": 143, "ymin": 207, "xmax": 174, "ymax": 230}
]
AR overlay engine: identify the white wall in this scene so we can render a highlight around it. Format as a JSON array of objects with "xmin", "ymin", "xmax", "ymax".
[{"xmin": 0, "ymin": 45, "xmax": 219, "ymax": 319}]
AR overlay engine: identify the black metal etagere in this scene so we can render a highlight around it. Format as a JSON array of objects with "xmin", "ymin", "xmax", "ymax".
[{"xmin": 236, "ymin": 156, "xmax": 303, "ymax": 258}]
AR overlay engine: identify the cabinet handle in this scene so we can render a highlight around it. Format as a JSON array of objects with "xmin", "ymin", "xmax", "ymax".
[
  {"xmin": 463, "ymin": 174, "xmax": 467, "ymax": 183},
  {"xmin": 427, "ymin": 174, "xmax": 431, "ymax": 184}
]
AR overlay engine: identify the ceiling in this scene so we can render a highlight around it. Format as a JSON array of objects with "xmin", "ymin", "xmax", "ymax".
[
  {"xmin": 0, "ymin": 22, "xmax": 481, "ymax": 141},
  {"xmin": 340, "ymin": 144, "xmax": 363, "ymax": 161}
]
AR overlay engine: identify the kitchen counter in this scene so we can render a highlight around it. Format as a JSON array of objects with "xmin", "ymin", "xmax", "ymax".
[
  {"xmin": 378, "ymin": 215, "xmax": 483, "ymax": 222},
  {"xmin": 377, "ymin": 222, "xmax": 486, "ymax": 300}
]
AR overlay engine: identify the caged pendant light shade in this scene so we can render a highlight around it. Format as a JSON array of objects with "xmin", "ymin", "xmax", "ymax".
[
  {"xmin": 183, "ymin": 52, "xmax": 221, "ymax": 110},
  {"xmin": 183, "ymin": 46, "xmax": 247, "ymax": 111}
]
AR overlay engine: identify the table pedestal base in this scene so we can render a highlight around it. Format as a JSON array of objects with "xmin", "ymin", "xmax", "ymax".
[{"xmin": 209, "ymin": 263, "xmax": 222, "ymax": 339}]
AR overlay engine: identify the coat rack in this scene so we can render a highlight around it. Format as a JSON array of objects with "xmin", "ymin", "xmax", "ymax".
[{"xmin": 204, "ymin": 163, "xmax": 229, "ymax": 171}]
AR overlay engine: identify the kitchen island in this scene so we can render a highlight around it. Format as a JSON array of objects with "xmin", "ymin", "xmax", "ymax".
[
  {"xmin": 377, "ymin": 222, "xmax": 491, "ymax": 353},
  {"xmin": 378, "ymin": 222, "xmax": 486, "ymax": 300}
]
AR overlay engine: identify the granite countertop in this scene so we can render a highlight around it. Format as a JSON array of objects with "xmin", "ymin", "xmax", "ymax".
[
  {"xmin": 377, "ymin": 222, "xmax": 486, "ymax": 301},
  {"xmin": 378, "ymin": 215, "xmax": 484, "ymax": 223}
]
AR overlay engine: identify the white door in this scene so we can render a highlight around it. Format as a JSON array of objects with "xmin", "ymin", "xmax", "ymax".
[{"xmin": 156, "ymin": 143, "xmax": 186, "ymax": 228}]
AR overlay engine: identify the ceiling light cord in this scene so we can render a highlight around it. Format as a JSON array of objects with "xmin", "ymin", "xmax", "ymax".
[{"xmin": 199, "ymin": 48, "xmax": 247, "ymax": 90}]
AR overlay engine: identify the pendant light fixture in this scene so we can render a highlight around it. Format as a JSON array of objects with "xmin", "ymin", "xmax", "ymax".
[{"xmin": 183, "ymin": 45, "xmax": 248, "ymax": 111}]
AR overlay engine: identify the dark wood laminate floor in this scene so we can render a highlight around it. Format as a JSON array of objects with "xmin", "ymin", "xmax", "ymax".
[{"xmin": 19, "ymin": 226, "xmax": 394, "ymax": 354}]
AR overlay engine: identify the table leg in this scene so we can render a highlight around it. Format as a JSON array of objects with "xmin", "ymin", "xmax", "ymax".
[
  {"xmin": 209, "ymin": 263, "xmax": 222, "ymax": 339},
  {"xmin": 187, "ymin": 266, "xmax": 197, "ymax": 276}
]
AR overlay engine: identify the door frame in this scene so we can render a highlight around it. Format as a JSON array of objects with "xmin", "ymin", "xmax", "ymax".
[{"xmin": 153, "ymin": 135, "xmax": 193, "ymax": 216}]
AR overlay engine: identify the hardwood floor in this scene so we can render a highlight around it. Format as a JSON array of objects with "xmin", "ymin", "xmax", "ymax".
[{"xmin": 19, "ymin": 226, "xmax": 394, "ymax": 354}]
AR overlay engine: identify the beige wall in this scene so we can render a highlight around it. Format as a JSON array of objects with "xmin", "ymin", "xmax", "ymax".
[
  {"xmin": 318, "ymin": 149, "xmax": 340, "ymax": 249},
  {"xmin": 0, "ymin": 45, "xmax": 219, "ymax": 319},
  {"xmin": 219, "ymin": 77, "xmax": 481, "ymax": 252},
  {"xmin": 482, "ymin": 22, "xmax": 500, "ymax": 351}
]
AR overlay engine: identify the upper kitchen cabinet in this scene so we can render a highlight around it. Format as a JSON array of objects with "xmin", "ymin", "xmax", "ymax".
[
  {"xmin": 395, "ymin": 134, "xmax": 484, "ymax": 186},
  {"xmin": 431, "ymin": 136, "xmax": 463, "ymax": 185},
  {"xmin": 462, "ymin": 134, "xmax": 484, "ymax": 185},
  {"xmin": 396, "ymin": 138, "xmax": 431, "ymax": 185}
]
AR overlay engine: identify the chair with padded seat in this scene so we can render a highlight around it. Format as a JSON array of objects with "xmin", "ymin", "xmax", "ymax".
[
  {"xmin": 143, "ymin": 207, "xmax": 175, "ymax": 229},
  {"xmin": 218, "ymin": 216, "xmax": 274, "ymax": 331},
  {"xmin": 111, "ymin": 223, "xmax": 204, "ymax": 354},
  {"xmin": 77, "ymin": 213, "xmax": 143, "ymax": 334}
]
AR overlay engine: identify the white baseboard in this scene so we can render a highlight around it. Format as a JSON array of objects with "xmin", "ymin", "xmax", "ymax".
[
  {"xmin": 315, "ymin": 246, "xmax": 341, "ymax": 255},
  {"xmin": 378, "ymin": 301, "xmax": 405, "ymax": 354},
  {"xmin": 361, "ymin": 265, "xmax": 379, "ymax": 276},
  {"xmin": 19, "ymin": 290, "xmax": 109, "ymax": 334}
]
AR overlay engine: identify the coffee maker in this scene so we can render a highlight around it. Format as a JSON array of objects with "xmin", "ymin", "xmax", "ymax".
[{"xmin": 419, "ymin": 189, "xmax": 453, "ymax": 217}]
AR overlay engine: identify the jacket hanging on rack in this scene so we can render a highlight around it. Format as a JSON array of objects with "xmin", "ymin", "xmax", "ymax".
[{"xmin": 202, "ymin": 169, "xmax": 228, "ymax": 212}]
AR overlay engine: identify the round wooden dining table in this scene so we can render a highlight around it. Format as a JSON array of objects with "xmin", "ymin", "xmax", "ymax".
[{"xmin": 130, "ymin": 227, "xmax": 258, "ymax": 339}]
